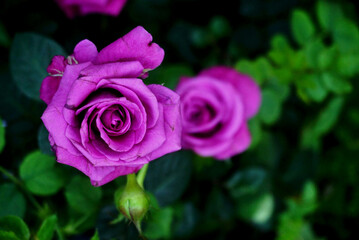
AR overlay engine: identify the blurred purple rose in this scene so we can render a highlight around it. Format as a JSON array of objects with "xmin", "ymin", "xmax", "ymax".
[
  {"xmin": 176, "ymin": 66, "xmax": 261, "ymax": 160},
  {"xmin": 55, "ymin": 0, "xmax": 127, "ymax": 18},
  {"xmin": 40, "ymin": 26, "xmax": 181, "ymax": 186}
]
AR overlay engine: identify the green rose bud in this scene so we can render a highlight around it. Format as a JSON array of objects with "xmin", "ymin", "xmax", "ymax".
[{"xmin": 117, "ymin": 173, "xmax": 150, "ymax": 233}]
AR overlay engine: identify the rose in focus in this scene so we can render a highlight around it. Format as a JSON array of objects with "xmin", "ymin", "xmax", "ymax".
[
  {"xmin": 176, "ymin": 66, "xmax": 261, "ymax": 160},
  {"xmin": 55, "ymin": 0, "xmax": 127, "ymax": 18},
  {"xmin": 40, "ymin": 26, "xmax": 181, "ymax": 186}
]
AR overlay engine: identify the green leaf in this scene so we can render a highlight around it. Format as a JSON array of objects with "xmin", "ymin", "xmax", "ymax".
[
  {"xmin": 268, "ymin": 35, "xmax": 292, "ymax": 67},
  {"xmin": 313, "ymin": 97, "xmax": 344, "ymax": 136},
  {"xmin": 336, "ymin": 54, "xmax": 359, "ymax": 77},
  {"xmin": 333, "ymin": 19, "xmax": 359, "ymax": 54},
  {"xmin": 304, "ymin": 39, "xmax": 325, "ymax": 68},
  {"xmin": 10, "ymin": 32, "xmax": 66, "ymax": 100},
  {"xmin": 0, "ymin": 216, "xmax": 30, "ymax": 240},
  {"xmin": 65, "ymin": 175, "xmax": 102, "ymax": 214},
  {"xmin": 316, "ymin": 0, "xmax": 344, "ymax": 31},
  {"xmin": 318, "ymin": 46, "xmax": 337, "ymax": 70},
  {"xmin": 0, "ymin": 118, "xmax": 5, "ymax": 153},
  {"xmin": 236, "ymin": 193, "xmax": 274, "ymax": 224},
  {"xmin": 290, "ymin": 50, "xmax": 307, "ymax": 71},
  {"xmin": 235, "ymin": 60, "xmax": 263, "ymax": 85},
  {"xmin": 145, "ymin": 150, "xmax": 192, "ymax": 207},
  {"xmin": 248, "ymin": 117, "xmax": 262, "ymax": 149},
  {"xmin": 0, "ymin": 183, "xmax": 26, "ymax": 218},
  {"xmin": 90, "ymin": 230, "xmax": 100, "ymax": 240},
  {"xmin": 19, "ymin": 150, "xmax": 65, "ymax": 195},
  {"xmin": 301, "ymin": 74, "xmax": 327, "ymax": 103},
  {"xmin": 226, "ymin": 168, "xmax": 267, "ymax": 199},
  {"xmin": 277, "ymin": 213, "xmax": 304, "ymax": 240},
  {"xmin": 0, "ymin": 230, "xmax": 18, "ymax": 240},
  {"xmin": 266, "ymin": 80, "xmax": 290, "ymax": 102},
  {"xmin": 36, "ymin": 215, "xmax": 57, "ymax": 240},
  {"xmin": 144, "ymin": 207, "xmax": 174, "ymax": 239},
  {"xmin": 302, "ymin": 182, "xmax": 317, "ymax": 210},
  {"xmin": 258, "ymin": 89, "xmax": 281, "ymax": 125},
  {"xmin": 321, "ymin": 72, "xmax": 352, "ymax": 94},
  {"xmin": 291, "ymin": 10, "xmax": 316, "ymax": 46},
  {"xmin": 272, "ymin": 68, "xmax": 292, "ymax": 84},
  {"xmin": 38, "ymin": 124, "xmax": 54, "ymax": 156}
]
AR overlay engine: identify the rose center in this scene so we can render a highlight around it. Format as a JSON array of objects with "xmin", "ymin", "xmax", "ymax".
[
  {"xmin": 186, "ymin": 103, "xmax": 214, "ymax": 125},
  {"xmin": 110, "ymin": 110, "xmax": 125, "ymax": 129},
  {"xmin": 101, "ymin": 105, "xmax": 130, "ymax": 133}
]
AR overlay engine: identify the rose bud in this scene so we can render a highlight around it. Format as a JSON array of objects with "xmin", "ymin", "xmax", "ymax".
[
  {"xmin": 118, "ymin": 174, "xmax": 150, "ymax": 233},
  {"xmin": 176, "ymin": 66, "xmax": 261, "ymax": 160}
]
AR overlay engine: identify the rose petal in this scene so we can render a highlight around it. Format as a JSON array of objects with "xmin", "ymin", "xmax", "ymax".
[
  {"xmin": 65, "ymin": 61, "xmax": 144, "ymax": 109},
  {"xmin": 199, "ymin": 66, "xmax": 261, "ymax": 119},
  {"xmin": 147, "ymin": 84, "xmax": 181, "ymax": 159},
  {"xmin": 97, "ymin": 78, "xmax": 159, "ymax": 128},
  {"xmin": 94, "ymin": 26, "xmax": 164, "ymax": 70},
  {"xmin": 41, "ymin": 63, "xmax": 91, "ymax": 156},
  {"xmin": 177, "ymin": 76, "xmax": 244, "ymax": 139},
  {"xmin": 54, "ymin": 145, "xmax": 144, "ymax": 187},
  {"xmin": 40, "ymin": 76, "xmax": 61, "ymax": 105},
  {"xmin": 46, "ymin": 55, "xmax": 66, "ymax": 75},
  {"xmin": 73, "ymin": 39, "xmax": 98, "ymax": 63},
  {"xmin": 214, "ymin": 123, "xmax": 251, "ymax": 160}
]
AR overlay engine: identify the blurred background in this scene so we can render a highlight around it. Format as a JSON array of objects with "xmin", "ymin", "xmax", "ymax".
[{"xmin": 1, "ymin": 0, "xmax": 359, "ymax": 239}]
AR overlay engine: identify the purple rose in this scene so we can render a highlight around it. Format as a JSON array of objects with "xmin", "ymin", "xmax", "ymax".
[
  {"xmin": 41, "ymin": 26, "xmax": 181, "ymax": 186},
  {"xmin": 176, "ymin": 66, "xmax": 261, "ymax": 160},
  {"xmin": 55, "ymin": 0, "xmax": 127, "ymax": 18}
]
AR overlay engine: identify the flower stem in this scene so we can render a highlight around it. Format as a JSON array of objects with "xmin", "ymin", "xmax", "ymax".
[{"xmin": 136, "ymin": 164, "xmax": 149, "ymax": 189}]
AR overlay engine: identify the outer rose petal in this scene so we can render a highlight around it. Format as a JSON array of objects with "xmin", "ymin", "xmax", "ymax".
[
  {"xmin": 42, "ymin": 63, "xmax": 91, "ymax": 156},
  {"xmin": 94, "ymin": 26, "xmax": 165, "ymax": 70},
  {"xmin": 199, "ymin": 66, "xmax": 261, "ymax": 119},
  {"xmin": 73, "ymin": 39, "xmax": 98, "ymax": 63},
  {"xmin": 46, "ymin": 55, "xmax": 66, "ymax": 75},
  {"xmin": 147, "ymin": 84, "xmax": 181, "ymax": 160},
  {"xmin": 40, "ymin": 55, "xmax": 67, "ymax": 104},
  {"xmin": 214, "ymin": 123, "xmax": 251, "ymax": 160},
  {"xmin": 40, "ymin": 76, "xmax": 61, "ymax": 105},
  {"xmin": 55, "ymin": 146, "xmax": 144, "ymax": 186}
]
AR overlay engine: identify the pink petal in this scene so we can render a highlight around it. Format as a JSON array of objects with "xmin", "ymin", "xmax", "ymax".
[
  {"xmin": 96, "ymin": 78, "xmax": 159, "ymax": 128},
  {"xmin": 46, "ymin": 55, "xmax": 66, "ymax": 75},
  {"xmin": 55, "ymin": 145, "xmax": 144, "ymax": 187},
  {"xmin": 73, "ymin": 39, "xmax": 98, "ymax": 63},
  {"xmin": 41, "ymin": 63, "xmax": 91, "ymax": 156},
  {"xmin": 200, "ymin": 66, "xmax": 261, "ymax": 119},
  {"xmin": 94, "ymin": 26, "xmax": 164, "ymax": 70},
  {"xmin": 40, "ymin": 76, "xmax": 61, "ymax": 105},
  {"xmin": 65, "ymin": 61, "xmax": 144, "ymax": 109},
  {"xmin": 147, "ymin": 84, "xmax": 182, "ymax": 159},
  {"xmin": 214, "ymin": 123, "xmax": 251, "ymax": 160}
]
